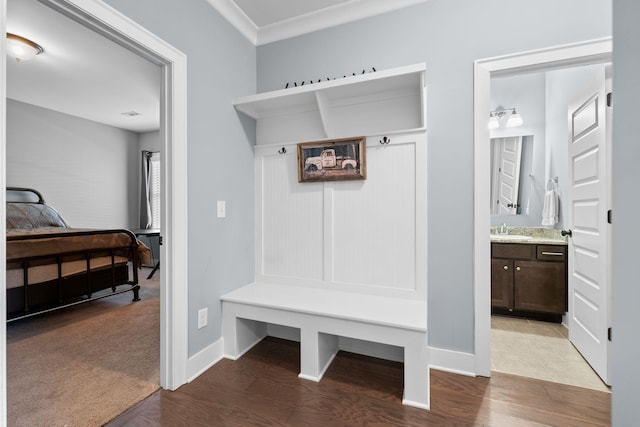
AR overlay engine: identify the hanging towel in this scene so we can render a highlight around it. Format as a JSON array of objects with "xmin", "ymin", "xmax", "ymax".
[{"xmin": 541, "ymin": 190, "xmax": 559, "ymax": 226}]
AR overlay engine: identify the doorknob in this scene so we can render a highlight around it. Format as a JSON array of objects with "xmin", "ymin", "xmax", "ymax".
[{"xmin": 561, "ymin": 229, "xmax": 572, "ymax": 237}]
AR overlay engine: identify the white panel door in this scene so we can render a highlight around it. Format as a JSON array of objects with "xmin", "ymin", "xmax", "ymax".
[
  {"xmin": 567, "ymin": 70, "xmax": 610, "ymax": 384},
  {"xmin": 496, "ymin": 137, "xmax": 522, "ymax": 215}
]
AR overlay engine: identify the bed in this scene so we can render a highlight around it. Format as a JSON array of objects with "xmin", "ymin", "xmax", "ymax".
[{"xmin": 5, "ymin": 187, "xmax": 151, "ymax": 322}]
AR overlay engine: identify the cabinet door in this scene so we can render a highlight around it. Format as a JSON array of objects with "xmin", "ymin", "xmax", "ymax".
[
  {"xmin": 491, "ymin": 259, "xmax": 513, "ymax": 309},
  {"xmin": 514, "ymin": 260, "xmax": 566, "ymax": 314}
]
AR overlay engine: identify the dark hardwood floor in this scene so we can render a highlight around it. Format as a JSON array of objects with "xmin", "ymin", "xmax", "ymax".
[{"xmin": 107, "ymin": 337, "xmax": 611, "ymax": 426}]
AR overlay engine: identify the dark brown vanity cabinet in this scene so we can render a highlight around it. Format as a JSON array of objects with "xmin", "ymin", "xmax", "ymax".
[{"xmin": 491, "ymin": 243, "xmax": 567, "ymax": 316}]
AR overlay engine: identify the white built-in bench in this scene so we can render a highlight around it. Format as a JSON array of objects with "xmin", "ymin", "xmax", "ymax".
[{"xmin": 221, "ymin": 282, "xmax": 429, "ymax": 409}]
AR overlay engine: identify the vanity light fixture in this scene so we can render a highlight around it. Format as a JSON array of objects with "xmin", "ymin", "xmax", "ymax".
[
  {"xmin": 489, "ymin": 107, "xmax": 524, "ymax": 129},
  {"xmin": 488, "ymin": 115, "xmax": 500, "ymax": 130},
  {"xmin": 506, "ymin": 109, "xmax": 523, "ymax": 127},
  {"xmin": 6, "ymin": 33, "xmax": 44, "ymax": 62}
]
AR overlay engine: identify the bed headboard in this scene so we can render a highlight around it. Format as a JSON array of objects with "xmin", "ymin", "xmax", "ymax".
[{"xmin": 6, "ymin": 187, "xmax": 68, "ymax": 230}]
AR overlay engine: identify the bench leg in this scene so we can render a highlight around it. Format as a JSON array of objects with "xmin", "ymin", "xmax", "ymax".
[
  {"xmin": 223, "ymin": 314, "xmax": 267, "ymax": 360},
  {"xmin": 402, "ymin": 338, "xmax": 430, "ymax": 410},
  {"xmin": 299, "ymin": 329, "xmax": 339, "ymax": 382}
]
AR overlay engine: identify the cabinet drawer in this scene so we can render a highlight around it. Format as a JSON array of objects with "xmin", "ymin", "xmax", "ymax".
[
  {"xmin": 537, "ymin": 245, "xmax": 567, "ymax": 261},
  {"xmin": 492, "ymin": 243, "xmax": 535, "ymax": 260}
]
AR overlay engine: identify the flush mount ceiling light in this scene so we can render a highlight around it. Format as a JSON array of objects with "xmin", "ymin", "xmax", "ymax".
[
  {"xmin": 6, "ymin": 33, "xmax": 44, "ymax": 62},
  {"xmin": 489, "ymin": 107, "xmax": 524, "ymax": 129}
]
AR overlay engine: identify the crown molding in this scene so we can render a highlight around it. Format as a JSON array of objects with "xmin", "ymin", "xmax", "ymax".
[
  {"xmin": 258, "ymin": 0, "xmax": 429, "ymax": 45},
  {"xmin": 208, "ymin": 0, "xmax": 430, "ymax": 46},
  {"xmin": 206, "ymin": 0, "xmax": 258, "ymax": 45}
]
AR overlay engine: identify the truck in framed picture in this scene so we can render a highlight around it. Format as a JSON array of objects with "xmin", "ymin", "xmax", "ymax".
[{"xmin": 297, "ymin": 136, "xmax": 367, "ymax": 183}]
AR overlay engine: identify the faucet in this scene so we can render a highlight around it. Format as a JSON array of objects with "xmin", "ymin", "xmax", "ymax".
[{"xmin": 499, "ymin": 223, "xmax": 508, "ymax": 234}]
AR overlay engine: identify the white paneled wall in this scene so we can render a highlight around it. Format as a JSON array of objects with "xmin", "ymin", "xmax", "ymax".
[
  {"xmin": 256, "ymin": 133, "xmax": 427, "ymax": 299},
  {"xmin": 259, "ymin": 151, "xmax": 324, "ymax": 280},
  {"xmin": 331, "ymin": 142, "xmax": 416, "ymax": 291},
  {"xmin": 241, "ymin": 64, "xmax": 428, "ymax": 300}
]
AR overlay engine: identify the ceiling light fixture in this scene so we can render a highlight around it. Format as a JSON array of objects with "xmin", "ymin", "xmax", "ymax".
[
  {"xmin": 6, "ymin": 33, "xmax": 44, "ymax": 62},
  {"xmin": 489, "ymin": 107, "xmax": 524, "ymax": 129}
]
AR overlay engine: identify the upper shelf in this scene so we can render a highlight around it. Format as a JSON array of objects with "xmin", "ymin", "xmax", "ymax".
[{"xmin": 233, "ymin": 63, "xmax": 426, "ymax": 145}]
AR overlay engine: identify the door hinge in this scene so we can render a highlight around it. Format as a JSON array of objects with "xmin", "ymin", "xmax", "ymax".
[
  {"xmin": 607, "ymin": 92, "xmax": 612, "ymax": 107},
  {"xmin": 159, "ymin": 235, "xmax": 163, "ymax": 246},
  {"xmin": 608, "ymin": 327, "xmax": 612, "ymax": 342},
  {"xmin": 608, "ymin": 209, "xmax": 612, "ymax": 224}
]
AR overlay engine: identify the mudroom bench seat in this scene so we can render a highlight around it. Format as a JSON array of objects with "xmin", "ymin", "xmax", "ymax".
[{"xmin": 221, "ymin": 282, "xmax": 429, "ymax": 409}]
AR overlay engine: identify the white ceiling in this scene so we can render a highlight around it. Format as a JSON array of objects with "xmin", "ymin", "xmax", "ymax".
[
  {"xmin": 6, "ymin": 0, "xmax": 428, "ymax": 133},
  {"xmin": 7, "ymin": 0, "xmax": 161, "ymax": 133}
]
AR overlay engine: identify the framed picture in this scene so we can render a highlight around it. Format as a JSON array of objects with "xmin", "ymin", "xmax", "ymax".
[{"xmin": 297, "ymin": 136, "xmax": 367, "ymax": 183}]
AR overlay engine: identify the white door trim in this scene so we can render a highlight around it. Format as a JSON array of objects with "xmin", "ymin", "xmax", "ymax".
[
  {"xmin": 473, "ymin": 38, "xmax": 612, "ymax": 377},
  {"xmin": 0, "ymin": 1, "xmax": 189, "ymax": 423}
]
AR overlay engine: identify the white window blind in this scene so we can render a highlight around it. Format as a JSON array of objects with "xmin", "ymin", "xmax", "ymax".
[{"xmin": 150, "ymin": 152, "xmax": 161, "ymax": 229}]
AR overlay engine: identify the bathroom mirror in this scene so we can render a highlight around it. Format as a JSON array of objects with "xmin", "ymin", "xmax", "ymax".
[{"xmin": 490, "ymin": 136, "xmax": 533, "ymax": 215}]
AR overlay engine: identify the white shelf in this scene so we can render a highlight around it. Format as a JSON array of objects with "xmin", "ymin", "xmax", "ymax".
[{"xmin": 233, "ymin": 63, "xmax": 426, "ymax": 145}]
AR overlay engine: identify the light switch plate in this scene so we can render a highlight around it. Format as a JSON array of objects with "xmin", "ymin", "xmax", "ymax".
[
  {"xmin": 217, "ymin": 200, "xmax": 226, "ymax": 218},
  {"xmin": 198, "ymin": 307, "xmax": 208, "ymax": 329}
]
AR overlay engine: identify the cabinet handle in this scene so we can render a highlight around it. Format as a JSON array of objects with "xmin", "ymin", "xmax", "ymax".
[
  {"xmin": 503, "ymin": 265, "xmax": 509, "ymax": 270},
  {"xmin": 516, "ymin": 266, "xmax": 521, "ymax": 271},
  {"xmin": 541, "ymin": 251, "xmax": 564, "ymax": 256}
]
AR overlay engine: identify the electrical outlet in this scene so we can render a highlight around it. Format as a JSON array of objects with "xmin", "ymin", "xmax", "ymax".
[
  {"xmin": 217, "ymin": 200, "xmax": 226, "ymax": 218},
  {"xmin": 198, "ymin": 307, "xmax": 208, "ymax": 329}
]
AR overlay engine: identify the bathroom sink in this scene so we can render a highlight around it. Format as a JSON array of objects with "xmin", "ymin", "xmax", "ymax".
[{"xmin": 490, "ymin": 234, "xmax": 532, "ymax": 241}]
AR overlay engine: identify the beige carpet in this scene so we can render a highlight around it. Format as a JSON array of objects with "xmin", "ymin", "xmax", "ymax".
[
  {"xmin": 7, "ymin": 266, "xmax": 160, "ymax": 427},
  {"xmin": 491, "ymin": 315, "xmax": 610, "ymax": 392}
]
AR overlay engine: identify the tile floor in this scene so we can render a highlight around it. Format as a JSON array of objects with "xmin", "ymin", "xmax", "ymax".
[{"xmin": 491, "ymin": 315, "xmax": 610, "ymax": 392}]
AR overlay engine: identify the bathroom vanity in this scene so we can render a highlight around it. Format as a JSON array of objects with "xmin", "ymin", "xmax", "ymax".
[{"xmin": 491, "ymin": 230, "xmax": 567, "ymax": 321}]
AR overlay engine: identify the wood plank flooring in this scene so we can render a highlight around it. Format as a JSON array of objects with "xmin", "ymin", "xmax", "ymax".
[{"xmin": 107, "ymin": 337, "xmax": 611, "ymax": 426}]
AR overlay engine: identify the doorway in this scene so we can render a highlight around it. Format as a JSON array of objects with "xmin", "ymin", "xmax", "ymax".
[
  {"xmin": 473, "ymin": 38, "xmax": 613, "ymax": 380},
  {"xmin": 487, "ymin": 64, "xmax": 611, "ymax": 390},
  {"xmin": 0, "ymin": 0, "xmax": 189, "ymax": 419}
]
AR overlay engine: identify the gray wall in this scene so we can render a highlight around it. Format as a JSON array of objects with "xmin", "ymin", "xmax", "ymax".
[
  {"xmin": 103, "ymin": 0, "xmax": 257, "ymax": 356},
  {"xmin": 612, "ymin": 0, "xmax": 640, "ymax": 424},
  {"xmin": 6, "ymin": 99, "xmax": 138, "ymax": 228},
  {"xmin": 257, "ymin": 0, "xmax": 611, "ymax": 352}
]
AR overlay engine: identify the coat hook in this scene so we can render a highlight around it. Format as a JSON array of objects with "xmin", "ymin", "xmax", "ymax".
[
  {"xmin": 379, "ymin": 136, "xmax": 391, "ymax": 145},
  {"xmin": 278, "ymin": 147, "xmax": 287, "ymax": 155}
]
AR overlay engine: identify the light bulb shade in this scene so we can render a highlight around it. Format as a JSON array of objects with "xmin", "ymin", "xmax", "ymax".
[
  {"xmin": 6, "ymin": 33, "xmax": 43, "ymax": 62},
  {"xmin": 506, "ymin": 111, "xmax": 523, "ymax": 127},
  {"xmin": 488, "ymin": 116, "xmax": 499, "ymax": 130}
]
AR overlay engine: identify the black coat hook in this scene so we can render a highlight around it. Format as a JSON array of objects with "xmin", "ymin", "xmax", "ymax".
[
  {"xmin": 278, "ymin": 147, "xmax": 287, "ymax": 155},
  {"xmin": 379, "ymin": 136, "xmax": 391, "ymax": 145}
]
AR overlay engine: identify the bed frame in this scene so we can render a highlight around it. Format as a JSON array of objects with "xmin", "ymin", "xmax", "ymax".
[{"xmin": 6, "ymin": 187, "xmax": 143, "ymax": 322}]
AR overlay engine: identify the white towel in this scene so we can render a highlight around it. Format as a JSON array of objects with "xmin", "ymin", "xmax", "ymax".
[{"xmin": 541, "ymin": 190, "xmax": 559, "ymax": 226}]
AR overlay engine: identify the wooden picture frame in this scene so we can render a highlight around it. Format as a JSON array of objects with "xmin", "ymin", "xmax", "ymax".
[{"xmin": 297, "ymin": 136, "xmax": 367, "ymax": 183}]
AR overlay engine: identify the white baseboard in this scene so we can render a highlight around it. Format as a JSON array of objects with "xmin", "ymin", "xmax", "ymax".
[
  {"xmin": 189, "ymin": 333, "xmax": 477, "ymax": 386},
  {"xmin": 267, "ymin": 323, "xmax": 300, "ymax": 341},
  {"xmin": 187, "ymin": 337, "xmax": 224, "ymax": 383},
  {"xmin": 267, "ymin": 324, "xmax": 404, "ymax": 362},
  {"xmin": 428, "ymin": 346, "xmax": 476, "ymax": 377},
  {"xmin": 339, "ymin": 337, "xmax": 404, "ymax": 362}
]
